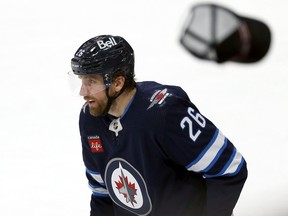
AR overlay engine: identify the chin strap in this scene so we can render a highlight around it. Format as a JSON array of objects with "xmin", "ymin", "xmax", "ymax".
[{"xmin": 101, "ymin": 86, "xmax": 126, "ymax": 116}]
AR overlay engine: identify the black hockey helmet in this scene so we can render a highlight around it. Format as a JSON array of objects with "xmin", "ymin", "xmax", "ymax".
[{"xmin": 71, "ymin": 35, "xmax": 134, "ymax": 86}]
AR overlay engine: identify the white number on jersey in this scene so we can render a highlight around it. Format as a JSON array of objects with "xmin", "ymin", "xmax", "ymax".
[{"xmin": 180, "ymin": 107, "xmax": 206, "ymax": 142}]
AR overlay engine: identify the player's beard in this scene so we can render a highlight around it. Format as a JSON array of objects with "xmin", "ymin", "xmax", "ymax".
[{"xmin": 84, "ymin": 96, "xmax": 109, "ymax": 117}]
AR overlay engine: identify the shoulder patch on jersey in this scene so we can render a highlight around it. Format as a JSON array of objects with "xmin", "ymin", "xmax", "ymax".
[
  {"xmin": 87, "ymin": 135, "xmax": 104, "ymax": 153},
  {"xmin": 105, "ymin": 158, "xmax": 152, "ymax": 215},
  {"xmin": 147, "ymin": 88, "xmax": 171, "ymax": 110}
]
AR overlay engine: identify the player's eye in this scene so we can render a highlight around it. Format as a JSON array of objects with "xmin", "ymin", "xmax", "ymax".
[{"xmin": 88, "ymin": 79, "xmax": 98, "ymax": 85}]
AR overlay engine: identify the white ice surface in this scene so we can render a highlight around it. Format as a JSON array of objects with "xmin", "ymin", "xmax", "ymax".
[{"xmin": 0, "ymin": 0, "xmax": 287, "ymax": 215}]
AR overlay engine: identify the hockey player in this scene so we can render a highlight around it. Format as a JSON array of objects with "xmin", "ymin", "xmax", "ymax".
[{"xmin": 69, "ymin": 35, "xmax": 247, "ymax": 216}]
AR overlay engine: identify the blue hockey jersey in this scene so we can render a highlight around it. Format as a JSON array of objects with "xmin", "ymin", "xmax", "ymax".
[{"xmin": 79, "ymin": 81, "xmax": 247, "ymax": 216}]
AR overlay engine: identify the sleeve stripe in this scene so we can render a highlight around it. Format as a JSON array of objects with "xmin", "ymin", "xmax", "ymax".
[
  {"xmin": 186, "ymin": 129, "xmax": 226, "ymax": 172},
  {"xmin": 202, "ymin": 138, "xmax": 228, "ymax": 172},
  {"xmin": 88, "ymin": 183, "xmax": 109, "ymax": 197},
  {"xmin": 86, "ymin": 169, "xmax": 105, "ymax": 186},
  {"xmin": 223, "ymin": 149, "xmax": 243, "ymax": 175},
  {"xmin": 204, "ymin": 148, "xmax": 244, "ymax": 178}
]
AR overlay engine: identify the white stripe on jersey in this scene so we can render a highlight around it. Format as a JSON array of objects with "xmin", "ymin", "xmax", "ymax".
[
  {"xmin": 222, "ymin": 149, "xmax": 243, "ymax": 175},
  {"xmin": 204, "ymin": 148, "xmax": 244, "ymax": 178},
  {"xmin": 88, "ymin": 183, "xmax": 109, "ymax": 196},
  {"xmin": 86, "ymin": 169, "xmax": 105, "ymax": 185},
  {"xmin": 186, "ymin": 129, "xmax": 226, "ymax": 172}
]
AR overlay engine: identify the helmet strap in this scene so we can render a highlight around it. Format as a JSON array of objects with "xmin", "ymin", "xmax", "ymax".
[{"xmin": 101, "ymin": 85, "xmax": 126, "ymax": 116}]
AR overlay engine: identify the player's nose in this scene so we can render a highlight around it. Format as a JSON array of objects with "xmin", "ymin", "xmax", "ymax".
[{"xmin": 79, "ymin": 84, "xmax": 89, "ymax": 96}]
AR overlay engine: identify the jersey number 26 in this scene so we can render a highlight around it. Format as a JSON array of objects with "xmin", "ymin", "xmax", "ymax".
[{"xmin": 180, "ymin": 107, "xmax": 206, "ymax": 142}]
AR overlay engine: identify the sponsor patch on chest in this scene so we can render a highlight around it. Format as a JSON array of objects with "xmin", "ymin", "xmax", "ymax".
[{"xmin": 88, "ymin": 135, "xmax": 104, "ymax": 153}]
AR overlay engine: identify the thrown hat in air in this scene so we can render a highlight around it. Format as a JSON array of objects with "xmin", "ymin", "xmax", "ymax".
[{"xmin": 180, "ymin": 4, "xmax": 271, "ymax": 63}]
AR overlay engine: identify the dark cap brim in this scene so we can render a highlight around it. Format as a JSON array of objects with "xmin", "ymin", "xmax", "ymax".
[
  {"xmin": 235, "ymin": 17, "xmax": 271, "ymax": 63},
  {"xmin": 216, "ymin": 15, "xmax": 271, "ymax": 63}
]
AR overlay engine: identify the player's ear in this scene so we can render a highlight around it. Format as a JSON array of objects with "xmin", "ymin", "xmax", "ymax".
[{"xmin": 113, "ymin": 75, "xmax": 125, "ymax": 92}]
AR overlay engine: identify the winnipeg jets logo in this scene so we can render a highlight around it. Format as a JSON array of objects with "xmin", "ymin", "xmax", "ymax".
[
  {"xmin": 115, "ymin": 163, "xmax": 137, "ymax": 206},
  {"xmin": 105, "ymin": 158, "xmax": 152, "ymax": 215},
  {"xmin": 147, "ymin": 88, "xmax": 171, "ymax": 110}
]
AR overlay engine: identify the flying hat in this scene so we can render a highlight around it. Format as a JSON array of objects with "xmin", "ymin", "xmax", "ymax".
[{"xmin": 180, "ymin": 3, "xmax": 271, "ymax": 63}]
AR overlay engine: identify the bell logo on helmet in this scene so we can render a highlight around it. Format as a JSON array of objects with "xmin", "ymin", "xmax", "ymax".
[{"xmin": 97, "ymin": 37, "xmax": 118, "ymax": 50}]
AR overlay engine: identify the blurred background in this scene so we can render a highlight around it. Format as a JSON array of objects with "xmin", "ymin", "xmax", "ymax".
[{"xmin": 0, "ymin": 0, "xmax": 287, "ymax": 215}]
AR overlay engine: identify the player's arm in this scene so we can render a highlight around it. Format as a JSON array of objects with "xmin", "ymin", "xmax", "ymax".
[
  {"xmin": 202, "ymin": 164, "xmax": 247, "ymax": 216},
  {"xmin": 182, "ymin": 123, "xmax": 247, "ymax": 216},
  {"xmin": 79, "ymin": 113, "xmax": 114, "ymax": 215},
  {"xmin": 163, "ymin": 89, "xmax": 247, "ymax": 216},
  {"xmin": 183, "ymin": 128, "xmax": 247, "ymax": 216},
  {"xmin": 85, "ymin": 169, "xmax": 114, "ymax": 216}
]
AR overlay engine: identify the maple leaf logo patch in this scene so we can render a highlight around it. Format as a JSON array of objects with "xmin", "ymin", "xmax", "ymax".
[
  {"xmin": 115, "ymin": 168, "xmax": 137, "ymax": 206},
  {"xmin": 105, "ymin": 158, "xmax": 152, "ymax": 215}
]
